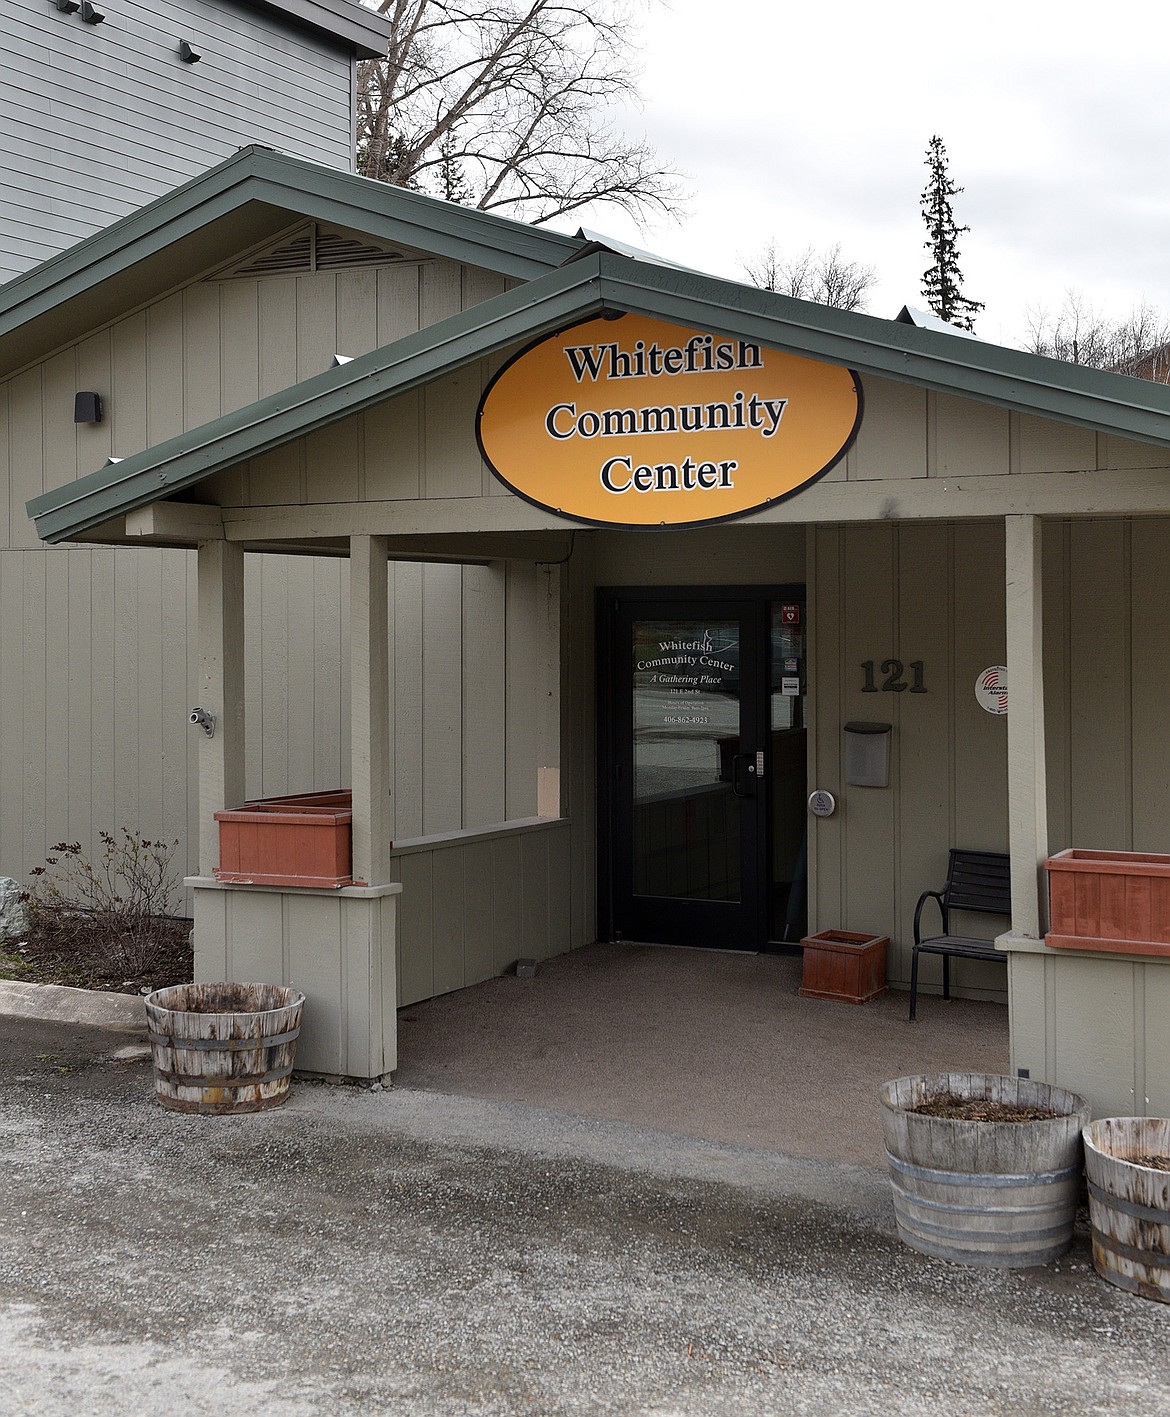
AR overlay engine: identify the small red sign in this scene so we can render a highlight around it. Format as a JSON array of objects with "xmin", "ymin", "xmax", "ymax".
[{"xmin": 781, "ymin": 604, "xmax": 800, "ymax": 625}]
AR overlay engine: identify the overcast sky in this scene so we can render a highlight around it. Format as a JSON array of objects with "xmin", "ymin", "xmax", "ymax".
[{"xmin": 566, "ymin": 0, "xmax": 1170, "ymax": 349}]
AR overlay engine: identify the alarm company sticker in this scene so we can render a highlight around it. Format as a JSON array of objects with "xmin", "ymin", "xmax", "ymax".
[{"xmin": 975, "ymin": 665, "xmax": 1008, "ymax": 715}]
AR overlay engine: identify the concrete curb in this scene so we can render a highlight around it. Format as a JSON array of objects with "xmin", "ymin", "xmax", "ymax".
[{"xmin": 0, "ymin": 980, "xmax": 146, "ymax": 1031}]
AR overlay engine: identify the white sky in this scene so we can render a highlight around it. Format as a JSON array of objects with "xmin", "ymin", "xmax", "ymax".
[{"xmin": 565, "ymin": 0, "xmax": 1170, "ymax": 349}]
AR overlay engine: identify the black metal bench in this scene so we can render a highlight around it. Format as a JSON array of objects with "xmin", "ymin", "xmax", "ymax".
[{"xmin": 909, "ymin": 849, "xmax": 1011, "ymax": 1020}]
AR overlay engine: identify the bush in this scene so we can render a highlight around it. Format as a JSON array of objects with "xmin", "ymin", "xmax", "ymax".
[{"xmin": 24, "ymin": 830, "xmax": 190, "ymax": 982}]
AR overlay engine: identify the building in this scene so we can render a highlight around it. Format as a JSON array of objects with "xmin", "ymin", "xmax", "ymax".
[
  {"xmin": 1, "ymin": 0, "xmax": 396, "ymax": 890},
  {"xmin": 19, "ymin": 145, "xmax": 1170, "ymax": 1116},
  {"xmin": 3, "ymin": 0, "xmax": 388, "ymax": 282}
]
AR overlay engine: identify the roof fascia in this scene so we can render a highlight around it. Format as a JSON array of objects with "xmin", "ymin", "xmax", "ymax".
[
  {"xmin": 0, "ymin": 149, "xmax": 581, "ymax": 372},
  {"xmin": 241, "ymin": 0, "xmax": 393, "ymax": 56},
  {"xmin": 32, "ymin": 250, "xmax": 1170, "ymax": 543},
  {"xmin": 30, "ymin": 256, "xmax": 607, "ymax": 543},
  {"xmin": 596, "ymin": 260, "xmax": 1170, "ymax": 445}
]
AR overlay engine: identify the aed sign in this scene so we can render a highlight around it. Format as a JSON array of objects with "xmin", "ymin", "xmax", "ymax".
[{"xmin": 476, "ymin": 313, "xmax": 862, "ymax": 529}]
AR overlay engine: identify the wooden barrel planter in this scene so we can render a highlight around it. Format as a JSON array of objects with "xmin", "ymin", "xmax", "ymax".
[
  {"xmin": 145, "ymin": 982, "xmax": 305, "ymax": 1115},
  {"xmin": 1083, "ymin": 1117, "xmax": 1170, "ymax": 1304},
  {"xmin": 881, "ymin": 1072, "xmax": 1090, "ymax": 1268}
]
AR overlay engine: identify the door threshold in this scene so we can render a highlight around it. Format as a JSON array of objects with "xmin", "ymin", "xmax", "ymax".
[{"xmin": 615, "ymin": 938, "xmax": 761, "ymax": 956}]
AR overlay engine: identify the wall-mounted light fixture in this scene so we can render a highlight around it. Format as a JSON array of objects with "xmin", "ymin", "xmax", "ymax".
[
  {"xmin": 331, "ymin": 354, "xmax": 354, "ymax": 366},
  {"xmin": 79, "ymin": 1, "xmax": 104, "ymax": 21},
  {"xmin": 178, "ymin": 39, "xmax": 201, "ymax": 62},
  {"xmin": 74, "ymin": 391, "xmax": 103, "ymax": 424},
  {"xmin": 53, "ymin": 0, "xmax": 81, "ymax": 13}
]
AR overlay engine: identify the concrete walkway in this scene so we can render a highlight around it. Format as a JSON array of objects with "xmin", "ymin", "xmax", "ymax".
[{"xmin": 394, "ymin": 942, "xmax": 1010, "ymax": 1167}]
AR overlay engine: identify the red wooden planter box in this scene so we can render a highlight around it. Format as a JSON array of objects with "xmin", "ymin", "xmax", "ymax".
[
  {"xmin": 1045, "ymin": 849, "xmax": 1170, "ymax": 958},
  {"xmin": 215, "ymin": 789, "xmax": 356, "ymax": 889},
  {"xmin": 799, "ymin": 929, "xmax": 889, "ymax": 1004}
]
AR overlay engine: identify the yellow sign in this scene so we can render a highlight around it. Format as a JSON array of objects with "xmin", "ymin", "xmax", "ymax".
[{"xmin": 476, "ymin": 313, "xmax": 862, "ymax": 528}]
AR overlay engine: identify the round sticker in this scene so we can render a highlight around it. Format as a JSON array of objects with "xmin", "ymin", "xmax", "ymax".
[{"xmin": 975, "ymin": 666, "xmax": 1008, "ymax": 715}]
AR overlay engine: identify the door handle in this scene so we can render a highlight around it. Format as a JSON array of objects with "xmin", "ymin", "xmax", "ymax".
[{"xmin": 731, "ymin": 752, "xmax": 757, "ymax": 798}]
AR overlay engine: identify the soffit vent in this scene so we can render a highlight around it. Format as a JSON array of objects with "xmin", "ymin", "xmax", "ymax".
[{"xmin": 216, "ymin": 225, "xmax": 423, "ymax": 279}]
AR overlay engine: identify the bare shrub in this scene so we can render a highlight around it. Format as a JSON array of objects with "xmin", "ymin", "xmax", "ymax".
[{"xmin": 24, "ymin": 831, "xmax": 189, "ymax": 981}]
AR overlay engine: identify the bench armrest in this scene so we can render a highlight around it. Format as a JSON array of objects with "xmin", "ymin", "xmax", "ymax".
[{"xmin": 913, "ymin": 889, "xmax": 947, "ymax": 946}]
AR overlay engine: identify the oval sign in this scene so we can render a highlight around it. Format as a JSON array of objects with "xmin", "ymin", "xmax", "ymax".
[{"xmin": 477, "ymin": 313, "xmax": 862, "ymax": 528}]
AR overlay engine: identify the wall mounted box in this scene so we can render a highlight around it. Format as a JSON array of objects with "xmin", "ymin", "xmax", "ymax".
[
  {"xmin": 1045, "ymin": 848, "xmax": 1170, "ymax": 957},
  {"xmin": 799, "ymin": 929, "xmax": 889, "ymax": 1004},
  {"xmin": 215, "ymin": 789, "xmax": 357, "ymax": 889},
  {"xmin": 843, "ymin": 721, "xmax": 891, "ymax": 787}
]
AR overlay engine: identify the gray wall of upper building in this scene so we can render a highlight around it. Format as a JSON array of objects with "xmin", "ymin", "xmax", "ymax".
[{"xmin": 2, "ymin": 0, "xmax": 359, "ymax": 283}]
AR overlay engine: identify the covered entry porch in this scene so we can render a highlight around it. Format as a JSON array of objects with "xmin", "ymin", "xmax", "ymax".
[
  {"xmin": 392, "ymin": 938, "xmax": 1008, "ymax": 1168},
  {"xmin": 28, "ymin": 244, "xmax": 1170, "ymax": 1116}
]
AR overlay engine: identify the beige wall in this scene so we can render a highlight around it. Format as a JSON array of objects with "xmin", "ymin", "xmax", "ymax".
[
  {"xmin": 558, "ymin": 515, "xmax": 1170, "ymax": 1006},
  {"xmin": 0, "ymin": 244, "xmax": 523, "ymax": 887}
]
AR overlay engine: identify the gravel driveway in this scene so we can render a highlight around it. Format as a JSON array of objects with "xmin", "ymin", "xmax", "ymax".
[{"xmin": 2, "ymin": 1015, "xmax": 1169, "ymax": 1416}]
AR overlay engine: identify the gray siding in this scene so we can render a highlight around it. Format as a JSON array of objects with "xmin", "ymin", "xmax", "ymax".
[{"xmin": 2, "ymin": 0, "xmax": 356, "ymax": 283}]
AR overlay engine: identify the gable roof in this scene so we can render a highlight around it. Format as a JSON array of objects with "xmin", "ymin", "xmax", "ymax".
[
  {"xmin": 28, "ymin": 249, "xmax": 1170, "ymax": 544},
  {"xmin": 0, "ymin": 146, "xmax": 583, "ymax": 379},
  {"xmin": 895, "ymin": 305, "xmax": 980, "ymax": 340}
]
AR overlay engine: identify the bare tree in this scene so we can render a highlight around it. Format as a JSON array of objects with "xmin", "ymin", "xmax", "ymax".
[
  {"xmin": 1026, "ymin": 291, "xmax": 1170, "ymax": 380},
  {"xmin": 356, "ymin": 1, "xmax": 684, "ymax": 225},
  {"xmin": 742, "ymin": 242, "xmax": 876, "ymax": 312}
]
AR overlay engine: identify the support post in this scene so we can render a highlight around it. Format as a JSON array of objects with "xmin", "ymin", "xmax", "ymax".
[
  {"xmin": 197, "ymin": 539, "xmax": 245, "ymax": 875},
  {"xmin": 1004, "ymin": 514, "xmax": 1048, "ymax": 939},
  {"xmin": 350, "ymin": 534, "xmax": 392, "ymax": 884}
]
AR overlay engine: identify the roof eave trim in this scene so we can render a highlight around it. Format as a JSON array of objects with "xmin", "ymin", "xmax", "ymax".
[
  {"xmin": 0, "ymin": 148, "xmax": 582, "ymax": 346},
  {"xmin": 244, "ymin": 0, "xmax": 393, "ymax": 57},
  {"xmin": 30, "ymin": 261, "xmax": 607, "ymax": 543}
]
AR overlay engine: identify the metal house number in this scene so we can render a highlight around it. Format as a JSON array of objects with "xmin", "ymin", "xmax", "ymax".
[{"xmin": 861, "ymin": 659, "xmax": 927, "ymax": 693}]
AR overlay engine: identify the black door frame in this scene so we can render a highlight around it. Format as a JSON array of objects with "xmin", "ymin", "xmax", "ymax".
[{"xmin": 596, "ymin": 583, "xmax": 806, "ymax": 950}]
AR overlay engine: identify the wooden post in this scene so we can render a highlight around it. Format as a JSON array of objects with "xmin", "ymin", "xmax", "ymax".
[
  {"xmin": 1005, "ymin": 514, "xmax": 1048, "ymax": 939},
  {"xmin": 350, "ymin": 534, "xmax": 392, "ymax": 884},
  {"xmin": 197, "ymin": 539, "xmax": 245, "ymax": 875}
]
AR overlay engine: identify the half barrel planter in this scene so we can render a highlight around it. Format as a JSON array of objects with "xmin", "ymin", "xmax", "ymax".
[
  {"xmin": 881, "ymin": 1072, "xmax": 1090, "ymax": 1268},
  {"xmin": 1045, "ymin": 849, "xmax": 1170, "ymax": 957},
  {"xmin": 145, "ymin": 981, "xmax": 306, "ymax": 1114},
  {"xmin": 215, "ymin": 789, "xmax": 356, "ymax": 889},
  {"xmin": 1083, "ymin": 1117, "xmax": 1170, "ymax": 1304}
]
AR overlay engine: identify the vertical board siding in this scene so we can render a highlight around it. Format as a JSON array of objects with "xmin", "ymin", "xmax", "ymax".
[
  {"xmin": 1130, "ymin": 521, "xmax": 1170, "ymax": 850},
  {"xmin": 0, "ymin": 253, "xmax": 543, "ymax": 911},
  {"xmin": 1068, "ymin": 521, "xmax": 1131, "ymax": 850},
  {"xmin": 392, "ymin": 821, "xmax": 573, "ymax": 1009},
  {"xmin": 808, "ymin": 522, "xmax": 1009, "ymax": 995},
  {"xmin": 421, "ymin": 564, "xmax": 464, "ymax": 833},
  {"xmin": 461, "ymin": 564, "xmax": 507, "ymax": 824}
]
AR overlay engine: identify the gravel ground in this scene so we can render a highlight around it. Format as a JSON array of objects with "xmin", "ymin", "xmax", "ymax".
[{"xmin": 2, "ymin": 1015, "xmax": 1170, "ymax": 1416}]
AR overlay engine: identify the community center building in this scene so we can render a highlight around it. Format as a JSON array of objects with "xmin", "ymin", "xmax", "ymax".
[{"xmin": 10, "ymin": 141, "xmax": 1170, "ymax": 1118}]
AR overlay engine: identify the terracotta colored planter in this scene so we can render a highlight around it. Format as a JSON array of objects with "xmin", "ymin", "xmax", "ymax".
[
  {"xmin": 799, "ymin": 928, "xmax": 888, "ymax": 1004},
  {"xmin": 215, "ymin": 789, "xmax": 356, "ymax": 889},
  {"xmin": 1045, "ymin": 849, "xmax": 1170, "ymax": 958}
]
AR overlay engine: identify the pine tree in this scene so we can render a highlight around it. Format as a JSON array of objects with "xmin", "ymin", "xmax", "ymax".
[
  {"xmin": 436, "ymin": 127, "xmax": 474, "ymax": 206},
  {"xmin": 920, "ymin": 135, "xmax": 983, "ymax": 332}
]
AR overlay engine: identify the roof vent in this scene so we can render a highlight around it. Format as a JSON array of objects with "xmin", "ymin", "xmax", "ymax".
[{"xmin": 217, "ymin": 225, "xmax": 419, "ymax": 280}]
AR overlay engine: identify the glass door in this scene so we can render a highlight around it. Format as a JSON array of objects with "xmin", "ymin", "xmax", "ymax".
[{"xmin": 608, "ymin": 597, "xmax": 768, "ymax": 948}]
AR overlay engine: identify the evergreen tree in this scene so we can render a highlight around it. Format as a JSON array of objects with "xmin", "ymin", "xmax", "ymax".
[
  {"xmin": 920, "ymin": 135, "xmax": 983, "ymax": 332},
  {"xmin": 436, "ymin": 127, "xmax": 474, "ymax": 206}
]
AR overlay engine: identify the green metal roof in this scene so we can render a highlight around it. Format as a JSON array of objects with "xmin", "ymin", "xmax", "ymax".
[
  {"xmin": 29, "ymin": 249, "xmax": 1170, "ymax": 544},
  {"xmin": 0, "ymin": 147, "xmax": 582, "ymax": 378}
]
